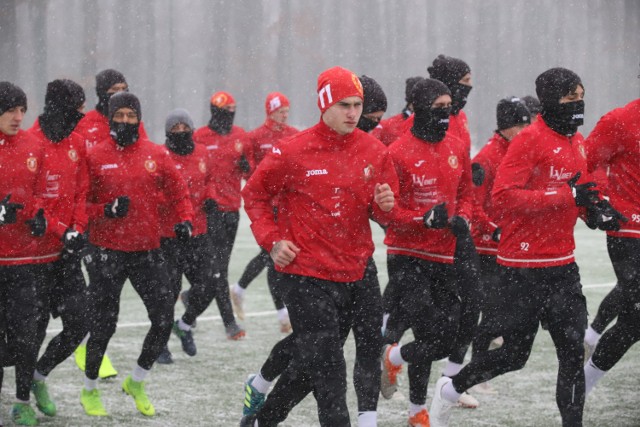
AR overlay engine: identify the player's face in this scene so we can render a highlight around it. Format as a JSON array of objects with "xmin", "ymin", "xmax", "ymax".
[
  {"xmin": 107, "ymin": 82, "xmax": 128, "ymax": 95},
  {"xmin": 322, "ymin": 96, "xmax": 363, "ymax": 135},
  {"xmin": 559, "ymin": 85, "xmax": 585, "ymax": 103},
  {"xmin": 0, "ymin": 106, "xmax": 26, "ymax": 136},
  {"xmin": 170, "ymin": 122, "xmax": 192, "ymax": 133},
  {"xmin": 269, "ymin": 107, "xmax": 290, "ymax": 124},
  {"xmin": 112, "ymin": 107, "xmax": 139, "ymax": 124}
]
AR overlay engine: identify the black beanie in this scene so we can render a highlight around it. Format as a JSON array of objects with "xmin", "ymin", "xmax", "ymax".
[
  {"xmin": 96, "ymin": 69, "xmax": 127, "ymax": 96},
  {"xmin": 521, "ymin": 95, "xmax": 542, "ymax": 115},
  {"xmin": 496, "ymin": 97, "xmax": 531, "ymax": 130},
  {"xmin": 0, "ymin": 81, "xmax": 27, "ymax": 115},
  {"xmin": 427, "ymin": 55, "xmax": 471, "ymax": 87},
  {"xmin": 108, "ymin": 92, "xmax": 141, "ymax": 121},
  {"xmin": 410, "ymin": 78, "xmax": 451, "ymax": 111},
  {"xmin": 405, "ymin": 76, "xmax": 424, "ymax": 103},
  {"xmin": 44, "ymin": 79, "xmax": 85, "ymax": 114},
  {"xmin": 359, "ymin": 75, "xmax": 388, "ymax": 114},
  {"xmin": 535, "ymin": 68, "xmax": 583, "ymax": 108}
]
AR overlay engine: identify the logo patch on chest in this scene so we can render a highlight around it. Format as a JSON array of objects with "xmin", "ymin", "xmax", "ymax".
[
  {"xmin": 448, "ymin": 155, "xmax": 459, "ymax": 169},
  {"xmin": 68, "ymin": 149, "xmax": 78, "ymax": 162},
  {"xmin": 26, "ymin": 157, "xmax": 38, "ymax": 172},
  {"xmin": 144, "ymin": 159, "xmax": 157, "ymax": 173},
  {"xmin": 363, "ymin": 164, "xmax": 374, "ymax": 181}
]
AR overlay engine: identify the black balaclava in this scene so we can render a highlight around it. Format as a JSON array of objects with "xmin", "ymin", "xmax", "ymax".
[
  {"xmin": 95, "ymin": 69, "xmax": 127, "ymax": 116},
  {"xmin": 535, "ymin": 67, "xmax": 584, "ymax": 136},
  {"xmin": 428, "ymin": 54, "xmax": 472, "ymax": 115},
  {"xmin": 108, "ymin": 92, "xmax": 141, "ymax": 147},
  {"xmin": 404, "ymin": 76, "xmax": 424, "ymax": 116},
  {"xmin": 410, "ymin": 79, "xmax": 452, "ymax": 142},
  {"xmin": 0, "ymin": 81, "xmax": 27, "ymax": 116},
  {"xmin": 357, "ymin": 75, "xmax": 388, "ymax": 133},
  {"xmin": 208, "ymin": 105, "xmax": 234, "ymax": 135},
  {"xmin": 165, "ymin": 108, "xmax": 195, "ymax": 155},
  {"xmin": 39, "ymin": 79, "xmax": 85, "ymax": 142}
]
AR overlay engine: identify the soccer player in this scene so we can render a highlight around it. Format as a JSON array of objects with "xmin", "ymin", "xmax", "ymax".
[
  {"xmin": 378, "ymin": 78, "xmax": 473, "ymax": 427},
  {"xmin": 27, "ymin": 79, "xmax": 90, "ymax": 419},
  {"xmin": 240, "ymin": 66, "xmax": 397, "ymax": 427},
  {"xmin": 0, "ymin": 81, "xmax": 50, "ymax": 426},
  {"xmin": 429, "ymin": 68, "xmax": 596, "ymax": 427},
  {"xmin": 80, "ymin": 92, "xmax": 193, "ymax": 417},
  {"xmin": 193, "ymin": 91, "xmax": 246, "ymax": 340},
  {"xmin": 230, "ymin": 92, "xmax": 298, "ymax": 331},
  {"xmin": 467, "ymin": 97, "xmax": 532, "ymax": 394},
  {"xmin": 240, "ymin": 74, "xmax": 390, "ymax": 427},
  {"xmin": 583, "ymin": 96, "xmax": 639, "ymax": 396},
  {"xmin": 157, "ymin": 108, "xmax": 219, "ymax": 363}
]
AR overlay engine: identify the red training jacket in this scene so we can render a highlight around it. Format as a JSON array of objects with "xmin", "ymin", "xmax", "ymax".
[
  {"xmin": 470, "ymin": 132, "xmax": 509, "ymax": 255},
  {"xmin": 585, "ymin": 99, "xmax": 640, "ymax": 239},
  {"xmin": 28, "ymin": 119, "xmax": 89, "ymax": 258},
  {"xmin": 492, "ymin": 119, "xmax": 591, "ymax": 268},
  {"xmin": 193, "ymin": 124, "xmax": 247, "ymax": 212},
  {"xmin": 86, "ymin": 136, "xmax": 193, "ymax": 251},
  {"xmin": 0, "ymin": 129, "xmax": 48, "ymax": 265},
  {"xmin": 159, "ymin": 143, "xmax": 215, "ymax": 238},
  {"xmin": 377, "ymin": 112, "xmax": 412, "ymax": 146},
  {"xmin": 244, "ymin": 119, "xmax": 298, "ymax": 170},
  {"xmin": 243, "ymin": 120, "xmax": 399, "ymax": 282},
  {"xmin": 385, "ymin": 131, "xmax": 473, "ymax": 264}
]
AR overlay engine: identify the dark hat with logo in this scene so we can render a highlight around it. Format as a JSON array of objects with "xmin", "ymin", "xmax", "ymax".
[{"xmin": 497, "ymin": 97, "xmax": 531, "ymax": 130}]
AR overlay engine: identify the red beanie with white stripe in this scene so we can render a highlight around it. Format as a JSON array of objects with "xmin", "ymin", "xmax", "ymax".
[
  {"xmin": 265, "ymin": 92, "xmax": 290, "ymax": 116},
  {"xmin": 316, "ymin": 66, "xmax": 363, "ymax": 114}
]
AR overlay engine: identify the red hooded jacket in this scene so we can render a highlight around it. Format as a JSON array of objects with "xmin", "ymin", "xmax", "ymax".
[
  {"xmin": 0, "ymin": 129, "xmax": 48, "ymax": 265},
  {"xmin": 28, "ymin": 120, "xmax": 89, "ymax": 258},
  {"xmin": 585, "ymin": 99, "xmax": 640, "ymax": 239},
  {"xmin": 193, "ymin": 124, "xmax": 247, "ymax": 212},
  {"xmin": 244, "ymin": 119, "xmax": 298, "ymax": 169},
  {"xmin": 492, "ymin": 119, "xmax": 591, "ymax": 268},
  {"xmin": 243, "ymin": 120, "xmax": 399, "ymax": 282},
  {"xmin": 86, "ymin": 136, "xmax": 193, "ymax": 251},
  {"xmin": 385, "ymin": 131, "xmax": 473, "ymax": 263}
]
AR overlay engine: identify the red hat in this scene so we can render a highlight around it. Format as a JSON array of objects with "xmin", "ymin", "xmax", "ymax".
[
  {"xmin": 210, "ymin": 91, "xmax": 235, "ymax": 108},
  {"xmin": 265, "ymin": 92, "xmax": 290, "ymax": 116},
  {"xmin": 316, "ymin": 66, "xmax": 363, "ymax": 114}
]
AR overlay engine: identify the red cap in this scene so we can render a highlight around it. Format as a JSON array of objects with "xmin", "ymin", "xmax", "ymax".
[
  {"xmin": 316, "ymin": 66, "xmax": 363, "ymax": 114},
  {"xmin": 210, "ymin": 91, "xmax": 235, "ymax": 108},
  {"xmin": 265, "ymin": 92, "xmax": 290, "ymax": 116}
]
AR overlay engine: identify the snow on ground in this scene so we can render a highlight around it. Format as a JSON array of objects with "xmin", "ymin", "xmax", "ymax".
[{"xmin": 2, "ymin": 213, "xmax": 639, "ymax": 426}]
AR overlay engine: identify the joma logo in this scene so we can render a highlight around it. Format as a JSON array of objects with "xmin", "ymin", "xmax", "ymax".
[{"xmin": 306, "ymin": 169, "xmax": 328, "ymax": 177}]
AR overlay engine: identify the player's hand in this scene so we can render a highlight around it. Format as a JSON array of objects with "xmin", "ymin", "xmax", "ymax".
[
  {"xmin": 374, "ymin": 183, "xmax": 394, "ymax": 212},
  {"xmin": 270, "ymin": 240, "xmax": 300, "ymax": 268}
]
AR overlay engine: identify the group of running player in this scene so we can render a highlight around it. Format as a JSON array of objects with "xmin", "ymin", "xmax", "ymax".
[{"xmin": 0, "ymin": 54, "xmax": 637, "ymax": 427}]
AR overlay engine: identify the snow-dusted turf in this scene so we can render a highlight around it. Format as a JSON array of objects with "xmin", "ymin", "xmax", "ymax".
[{"xmin": 2, "ymin": 212, "xmax": 639, "ymax": 426}]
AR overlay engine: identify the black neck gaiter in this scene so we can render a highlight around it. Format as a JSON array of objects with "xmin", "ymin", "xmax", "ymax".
[
  {"xmin": 541, "ymin": 100, "xmax": 584, "ymax": 136},
  {"xmin": 166, "ymin": 131, "xmax": 195, "ymax": 155},
  {"xmin": 411, "ymin": 107, "xmax": 451, "ymax": 142},
  {"xmin": 208, "ymin": 106, "xmax": 235, "ymax": 135}
]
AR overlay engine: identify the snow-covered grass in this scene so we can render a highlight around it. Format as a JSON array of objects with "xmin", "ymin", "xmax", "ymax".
[{"xmin": 2, "ymin": 214, "xmax": 639, "ymax": 426}]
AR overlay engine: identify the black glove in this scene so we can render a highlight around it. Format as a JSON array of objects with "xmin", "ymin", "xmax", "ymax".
[
  {"xmin": 237, "ymin": 154, "xmax": 251, "ymax": 174},
  {"xmin": 203, "ymin": 198, "xmax": 219, "ymax": 214},
  {"xmin": 25, "ymin": 208, "xmax": 47, "ymax": 237},
  {"xmin": 174, "ymin": 221, "xmax": 193, "ymax": 242},
  {"xmin": 104, "ymin": 196, "xmax": 130, "ymax": 218},
  {"xmin": 586, "ymin": 199, "xmax": 628, "ymax": 231},
  {"xmin": 423, "ymin": 203, "xmax": 448, "ymax": 229},
  {"xmin": 449, "ymin": 215, "xmax": 470, "ymax": 237},
  {"xmin": 62, "ymin": 228, "xmax": 87, "ymax": 252},
  {"xmin": 492, "ymin": 227, "xmax": 502, "ymax": 243},
  {"xmin": 567, "ymin": 172, "xmax": 598, "ymax": 207},
  {"xmin": 0, "ymin": 193, "xmax": 24, "ymax": 225},
  {"xmin": 471, "ymin": 163, "xmax": 485, "ymax": 186}
]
